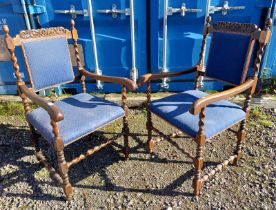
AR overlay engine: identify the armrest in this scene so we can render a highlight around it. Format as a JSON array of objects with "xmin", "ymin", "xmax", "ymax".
[
  {"xmin": 19, "ymin": 84, "xmax": 64, "ymax": 122},
  {"xmin": 190, "ymin": 78, "xmax": 256, "ymax": 115},
  {"xmin": 80, "ymin": 69, "xmax": 137, "ymax": 91},
  {"xmin": 138, "ymin": 66, "xmax": 198, "ymax": 86}
]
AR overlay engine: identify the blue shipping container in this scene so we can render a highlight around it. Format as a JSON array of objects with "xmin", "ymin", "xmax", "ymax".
[
  {"xmin": 0, "ymin": 0, "xmax": 275, "ymax": 94},
  {"xmin": 150, "ymin": 0, "xmax": 275, "ymax": 92}
]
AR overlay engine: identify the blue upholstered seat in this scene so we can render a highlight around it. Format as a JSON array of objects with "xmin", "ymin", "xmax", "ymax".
[
  {"xmin": 27, "ymin": 93, "xmax": 125, "ymax": 145},
  {"xmin": 22, "ymin": 37, "xmax": 75, "ymax": 91},
  {"xmin": 150, "ymin": 90, "xmax": 245, "ymax": 139}
]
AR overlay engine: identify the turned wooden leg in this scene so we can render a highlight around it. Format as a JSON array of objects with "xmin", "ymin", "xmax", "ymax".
[
  {"xmin": 233, "ymin": 91, "xmax": 251, "ymax": 166},
  {"xmin": 122, "ymin": 85, "xmax": 130, "ymax": 159},
  {"xmin": 122, "ymin": 123, "xmax": 130, "ymax": 159},
  {"xmin": 122, "ymin": 117, "xmax": 130, "ymax": 159},
  {"xmin": 51, "ymin": 121, "xmax": 73, "ymax": 201},
  {"xmin": 29, "ymin": 124, "xmax": 41, "ymax": 158},
  {"xmin": 233, "ymin": 120, "xmax": 246, "ymax": 166},
  {"xmin": 193, "ymin": 108, "xmax": 206, "ymax": 196},
  {"xmin": 56, "ymin": 149, "xmax": 73, "ymax": 200},
  {"xmin": 146, "ymin": 82, "xmax": 154, "ymax": 153},
  {"xmin": 146, "ymin": 111, "xmax": 153, "ymax": 153}
]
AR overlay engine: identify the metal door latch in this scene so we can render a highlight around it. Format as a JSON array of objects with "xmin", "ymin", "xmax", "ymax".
[
  {"xmin": 209, "ymin": 1, "xmax": 245, "ymax": 16},
  {"xmin": 96, "ymin": 4, "xmax": 130, "ymax": 18},
  {"xmin": 167, "ymin": 3, "xmax": 202, "ymax": 16},
  {"xmin": 55, "ymin": 5, "xmax": 88, "ymax": 19}
]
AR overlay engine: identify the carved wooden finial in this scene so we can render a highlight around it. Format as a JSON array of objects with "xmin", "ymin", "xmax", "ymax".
[
  {"xmin": 70, "ymin": 19, "xmax": 75, "ymax": 28},
  {"xmin": 265, "ymin": 18, "xmax": 272, "ymax": 29},
  {"xmin": 2, "ymin": 25, "xmax": 9, "ymax": 34},
  {"xmin": 206, "ymin": 16, "xmax": 212, "ymax": 24}
]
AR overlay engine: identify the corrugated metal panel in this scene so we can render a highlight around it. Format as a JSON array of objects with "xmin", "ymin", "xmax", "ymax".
[
  {"xmin": 0, "ymin": 0, "xmax": 274, "ymax": 95},
  {"xmin": 150, "ymin": 0, "xmax": 274, "ymax": 91}
]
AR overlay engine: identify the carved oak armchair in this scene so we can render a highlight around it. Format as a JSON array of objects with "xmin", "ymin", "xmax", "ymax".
[
  {"xmin": 2, "ymin": 20, "xmax": 136, "ymax": 200},
  {"xmin": 138, "ymin": 17, "xmax": 272, "ymax": 196}
]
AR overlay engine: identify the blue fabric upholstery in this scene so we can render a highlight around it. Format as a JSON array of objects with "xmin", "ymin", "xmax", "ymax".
[
  {"xmin": 27, "ymin": 93, "xmax": 125, "ymax": 145},
  {"xmin": 206, "ymin": 32, "xmax": 251, "ymax": 85},
  {"xmin": 22, "ymin": 37, "xmax": 75, "ymax": 91},
  {"xmin": 150, "ymin": 90, "xmax": 245, "ymax": 139}
]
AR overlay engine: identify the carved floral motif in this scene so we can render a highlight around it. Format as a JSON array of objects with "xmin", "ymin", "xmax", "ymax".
[
  {"xmin": 213, "ymin": 22, "xmax": 257, "ymax": 34},
  {"xmin": 19, "ymin": 27, "xmax": 68, "ymax": 39}
]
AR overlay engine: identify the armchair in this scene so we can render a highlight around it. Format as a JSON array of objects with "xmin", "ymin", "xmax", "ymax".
[
  {"xmin": 2, "ymin": 19, "xmax": 136, "ymax": 200},
  {"xmin": 138, "ymin": 17, "xmax": 272, "ymax": 196}
]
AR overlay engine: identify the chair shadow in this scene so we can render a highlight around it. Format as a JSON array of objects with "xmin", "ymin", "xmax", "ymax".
[
  {"xmin": 0, "ymin": 123, "xmax": 59, "ymax": 201},
  {"xmin": 0, "ymin": 123, "xmax": 219, "ymax": 201},
  {"xmin": 0, "ymin": 123, "xmax": 120, "ymax": 201}
]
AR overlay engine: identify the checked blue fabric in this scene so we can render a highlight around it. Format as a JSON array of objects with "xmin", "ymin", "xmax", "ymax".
[
  {"xmin": 150, "ymin": 90, "xmax": 246, "ymax": 139},
  {"xmin": 27, "ymin": 93, "xmax": 125, "ymax": 145},
  {"xmin": 22, "ymin": 37, "xmax": 75, "ymax": 91},
  {"xmin": 206, "ymin": 32, "xmax": 251, "ymax": 85}
]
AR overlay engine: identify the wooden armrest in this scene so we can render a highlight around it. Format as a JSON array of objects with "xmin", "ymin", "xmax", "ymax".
[
  {"xmin": 190, "ymin": 78, "xmax": 256, "ymax": 115},
  {"xmin": 137, "ymin": 66, "xmax": 197, "ymax": 86},
  {"xmin": 80, "ymin": 69, "xmax": 137, "ymax": 91},
  {"xmin": 19, "ymin": 84, "xmax": 64, "ymax": 122}
]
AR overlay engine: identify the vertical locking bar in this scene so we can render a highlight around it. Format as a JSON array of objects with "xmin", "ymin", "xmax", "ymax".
[
  {"xmin": 161, "ymin": 0, "xmax": 169, "ymax": 89},
  {"xmin": 198, "ymin": 0, "xmax": 211, "ymax": 89},
  {"xmin": 87, "ymin": 0, "xmax": 103, "ymax": 90},
  {"xmin": 260, "ymin": 0, "xmax": 275, "ymax": 78},
  {"xmin": 130, "ymin": 0, "xmax": 138, "ymax": 82},
  {"xmin": 20, "ymin": 0, "xmax": 31, "ymax": 29}
]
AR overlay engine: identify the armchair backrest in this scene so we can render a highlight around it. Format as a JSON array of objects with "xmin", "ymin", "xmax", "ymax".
[
  {"xmin": 205, "ymin": 22, "xmax": 259, "ymax": 86},
  {"xmin": 4, "ymin": 26, "xmax": 76, "ymax": 92}
]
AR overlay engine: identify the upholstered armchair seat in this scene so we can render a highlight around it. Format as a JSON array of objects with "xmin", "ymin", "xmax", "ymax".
[
  {"xmin": 27, "ymin": 93, "xmax": 125, "ymax": 145},
  {"xmin": 138, "ymin": 18, "xmax": 272, "ymax": 196},
  {"xmin": 150, "ymin": 90, "xmax": 246, "ymax": 139},
  {"xmin": 2, "ymin": 20, "xmax": 137, "ymax": 200}
]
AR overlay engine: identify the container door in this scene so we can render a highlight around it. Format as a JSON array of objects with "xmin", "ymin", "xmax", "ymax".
[
  {"xmin": 209, "ymin": 0, "xmax": 274, "ymax": 89},
  {"xmin": 261, "ymin": 1, "xmax": 276, "ymax": 78},
  {"xmin": 40, "ymin": 0, "xmax": 147, "ymax": 93},
  {"xmin": 151, "ymin": 0, "xmax": 206, "ymax": 91},
  {"xmin": 0, "ymin": 0, "xmax": 33, "ymax": 94},
  {"xmin": 209, "ymin": 0, "xmax": 270, "ymax": 25},
  {"xmin": 150, "ymin": 0, "xmax": 274, "ymax": 92},
  {"xmin": 0, "ymin": 0, "xmax": 69, "ymax": 95}
]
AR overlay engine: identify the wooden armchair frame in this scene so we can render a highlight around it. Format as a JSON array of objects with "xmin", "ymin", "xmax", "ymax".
[
  {"xmin": 2, "ymin": 19, "xmax": 136, "ymax": 200},
  {"xmin": 138, "ymin": 17, "xmax": 272, "ymax": 196}
]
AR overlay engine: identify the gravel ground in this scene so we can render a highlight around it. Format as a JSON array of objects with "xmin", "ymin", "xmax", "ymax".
[{"xmin": 0, "ymin": 104, "xmax": 275, "ymax": 209}]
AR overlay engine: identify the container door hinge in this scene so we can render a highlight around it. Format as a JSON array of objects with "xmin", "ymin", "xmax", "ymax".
[
  {"xmin": 28, "ymin": 4, "xmax": 46, "ymax": 15},
  {"xmin": 167, "ymin": 3, "xmax": 202, "ymax": 16},
  {"xmin": 209, "ymin": 1, "xmax": 245, "ymax": 16},
  {"xmin": 55, "ymin": 5, "xmax": 88, "ymax": 19},
  {"xmin": 96, "ymin": 4, "xmax": 130, "ymax": 18},
  {"xmin": 13, "ymin": 4, "xmax": 46, "ymax": 15}
]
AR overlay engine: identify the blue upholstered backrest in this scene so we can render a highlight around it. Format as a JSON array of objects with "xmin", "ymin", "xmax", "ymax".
[
  {"xmin": 206, "ymin": 32, "xmax": 251, "ymax": 85},
  {"xmin": 22, "ymin": 37, "xmax": 74, "ymax": 91}
]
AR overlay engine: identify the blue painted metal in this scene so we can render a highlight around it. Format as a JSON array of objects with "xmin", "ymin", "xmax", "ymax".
[
  {"xmin": 0, "ymin": 0, "xmax": 275, "ymax": 95},
  {"xmin": 0, "ymin": 0, "xmax": 30, "ymax": 94},
  {"xmin": 42, "ymin": 0, "xmax": 147, "ymax": 93},
  {"xmin": 261, "ymin": 0, "xmax": 276, "ymax": 78},
  {"xmin": 150, "ymin": 0, "xmax": 274, "ymax": 92},
  {"xmin": 150, "ymin": 0, "xmax": 206, "ymax": 92},
  {"xmin": 0, "ymin": 0, "xmax": 147, "ymax": 94},
  {"xmin": 27, "ymin": 4, "xmax": 46, "ymax": 15}
]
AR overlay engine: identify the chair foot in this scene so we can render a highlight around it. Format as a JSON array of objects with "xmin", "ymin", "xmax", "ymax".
[
  {"xmin": 35, "ymin": 150, "xmax": 43, "ymax": 162},
  {"xmin": 233, "ymin": 130, "xmax": 245, "ymax": 166},
  {"xmin": 233, "ymin": 152, "xmax": 243, "ymax": 166},
  {"xmin": 193, "ymin": 180, "xmax": 201, "ymax": 196},
  {"xmin": 64, "ymin": 183, "xmax": 73, "ymax": 201},
  {"xmin": 147, "ymin": 139, "xmax": 154, "ymax": 153},
  {"xmin": 123, "ymin": 147, "xmax": 130, "ymax": 160}
]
